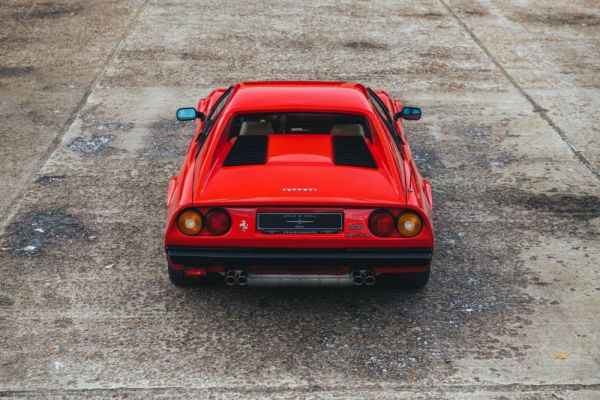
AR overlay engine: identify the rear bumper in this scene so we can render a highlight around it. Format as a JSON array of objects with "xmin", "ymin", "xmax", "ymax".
[{"xmin": 166, "ymin": 246, "xmax": 433, "ymax": 268}]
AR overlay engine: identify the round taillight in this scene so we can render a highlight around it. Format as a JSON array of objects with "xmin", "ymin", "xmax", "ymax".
[
  {"xmin": 397, "ymin": 212, "xmax": 423, "ymax": 237},
  {"xmin": 369, "ymin": 210, "xmax": 395, "ymax": 237},
  {"xmin": 177, "ymin": 209, "xmax": 203, "ymax": 235},
  {"xmin": 205, "ymin": 209, "xmax": 231, "ymax": 235}
]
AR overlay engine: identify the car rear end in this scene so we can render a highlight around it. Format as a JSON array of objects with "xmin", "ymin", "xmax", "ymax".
[
  {"xmin": 166, "ymin": 203, "xmax": 433, "ymax": 287},
  {"xmin": 165, "ymin": 84, "xmax": 433, "ymax": 287}
]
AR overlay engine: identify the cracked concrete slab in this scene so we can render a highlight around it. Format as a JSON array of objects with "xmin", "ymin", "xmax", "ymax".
[
  {"xmin": 444, "ymin": 0, "xmax": 600, "ymax": 175},
  {"xmin": 0, "ymin": 0, "xmax": 147, "ymax": 227}
]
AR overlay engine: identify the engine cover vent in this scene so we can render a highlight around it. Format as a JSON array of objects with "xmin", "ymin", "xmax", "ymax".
[
  {"xmin": 223, "ymin": 135, "xmax": 268, "ymax": 166},
  {"xmin": 332, "ymin": 136, "xmax": 377, "ymax": 168}
]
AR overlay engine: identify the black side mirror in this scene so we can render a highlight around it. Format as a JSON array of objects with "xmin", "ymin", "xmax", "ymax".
[
  {"xmin": 394, "ymin": 107, "xmax": 422, "ymax": 121},
  {"xmin": 176, "ymin": 107, "xmax": 205, "ymax": 121}
]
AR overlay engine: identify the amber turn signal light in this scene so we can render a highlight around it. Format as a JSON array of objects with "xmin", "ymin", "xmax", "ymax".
[
  {"xmin": 177, "ymin": 209, "xmax": 203, "ymax": 235},
  {"xmin": 397, "ymin": 212, "xmax": 423, "ymax": 237}
]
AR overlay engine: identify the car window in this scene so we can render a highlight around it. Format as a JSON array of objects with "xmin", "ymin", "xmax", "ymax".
[
  {"xmin": 206, "ymin": 87, "xmax": 232, "ymax": 125},
  {"xmin": 196, "ymin": 86, "xmax": 233, "ymax": 153},
  {"xmin": 228, "ymin": 113, "xmax": 370, "ymax": 138},
  {"xmin": 367, "ymin": 88, "xmax": 404, "ymax": 150}
]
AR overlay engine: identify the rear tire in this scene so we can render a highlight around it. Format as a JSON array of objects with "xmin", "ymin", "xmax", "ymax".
[
  {"xmin": 381, "ymin": 269, "xmax": 430, "ymax": 289},
  {"xmin": 168, "ymin": 269, "xmax": 200, "ymax": 287}
]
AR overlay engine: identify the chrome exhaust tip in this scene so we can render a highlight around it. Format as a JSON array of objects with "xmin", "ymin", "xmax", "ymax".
[
  {"xmin": 364, "ymin": 271, "xmax": 376, "ymax": 286},
  {"xmin": 351, "ymin": 270, "xmax": 364, "ymax": 286},
  {"xmin": 237, "ymin": 271, "xmax": 248, "ymax": 286},
  {"xmin": 224, "ymin": 270, "xmax": 238, "ymax": 286}
]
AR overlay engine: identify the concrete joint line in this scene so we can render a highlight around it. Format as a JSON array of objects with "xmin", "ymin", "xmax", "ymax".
[
  {"xmin": 438, "ymin": 0, "xmax": 600, "ymax": 181},
  {"xmin": 2, "ymin": 382, "xmax": 600, "ymax": 397},
  {"xmin": 0, "ymin": 0, "xmax": 152, "ymax": 234}
]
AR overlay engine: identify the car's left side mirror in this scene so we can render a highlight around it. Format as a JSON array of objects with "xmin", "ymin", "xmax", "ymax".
[
  {"xmin": 176, "ymin": 107, "xmax": 205, "ymax": 121},
  {"xmin": 394, "ymin": 107, "xmax": 422, "ymax": 121}
]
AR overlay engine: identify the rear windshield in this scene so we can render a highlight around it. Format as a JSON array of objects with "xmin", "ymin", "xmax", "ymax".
[{"xmin": 228, "ymin": 113, "xmax": 370, "ymax": 138}]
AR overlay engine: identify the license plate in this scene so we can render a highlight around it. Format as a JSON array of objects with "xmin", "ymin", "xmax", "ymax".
[{"xmin": 257, "ymin": 212, "xmax": 343, "ymax": 234}]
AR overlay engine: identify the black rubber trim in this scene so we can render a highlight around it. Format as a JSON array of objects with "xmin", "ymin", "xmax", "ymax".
[
  {"xmin": 223, "ymin": 135, "xmax": 268, "ymax": 166},
  {"xmin": 167, "ymin": 246, "xmax": 432, "ymax": 267},
  {"xmin": 332, "ymin": 136, "xmax": 377, "ymax": 168}
]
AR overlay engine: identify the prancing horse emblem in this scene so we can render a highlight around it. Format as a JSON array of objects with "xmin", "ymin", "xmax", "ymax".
[{"xmin": 239, "ymin": 220, "xmax": 249, "ymax": 232}]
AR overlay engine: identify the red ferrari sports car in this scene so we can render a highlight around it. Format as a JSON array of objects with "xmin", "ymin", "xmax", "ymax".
[{"xmin": 165, "ymin": 81, "xmax": 433, "ymax": 288}]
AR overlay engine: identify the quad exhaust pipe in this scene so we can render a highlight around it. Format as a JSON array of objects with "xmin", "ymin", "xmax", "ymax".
[
  {"xmin": 225, "ymin": 270, "xmax": 248, "ymax": 286},
  {"xmin": 351, "ymin": 269, "xmax": 376, "ymax": 286},
  {"xmin": 224, "ymin": 269, "xmax": 375, "ymax": 287}
]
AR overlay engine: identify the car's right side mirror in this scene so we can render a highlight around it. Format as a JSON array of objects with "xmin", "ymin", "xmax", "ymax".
[{"xmin": 394, "ymin": 107, "xmax": 422, "ymax": 121}]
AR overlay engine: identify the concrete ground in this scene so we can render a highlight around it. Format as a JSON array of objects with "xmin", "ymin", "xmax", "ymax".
[{"xmin": 0, "ymin": 0, "xmax": 598, "ymax": 398}]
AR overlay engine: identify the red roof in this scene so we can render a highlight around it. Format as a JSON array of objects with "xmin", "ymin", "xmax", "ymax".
[{"xmin": 226, "ymin": 81, "xmax": 373, "ymax": 114}]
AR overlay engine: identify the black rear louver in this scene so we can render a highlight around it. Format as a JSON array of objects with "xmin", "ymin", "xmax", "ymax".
[
  {"xmin": 332, "ymin": 136, "xmax": 377, "ymax": 168},
  {"xmin": 223, "ymin": 135, "xmax": 268, "ymax": 167}
]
